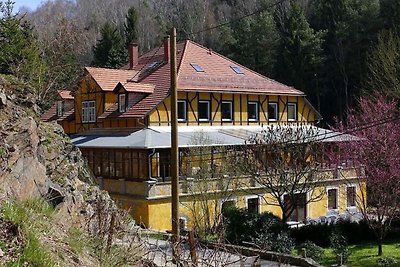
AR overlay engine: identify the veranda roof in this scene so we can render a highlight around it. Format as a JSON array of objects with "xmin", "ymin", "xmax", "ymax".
[{"xmin": 71, "ymin": 125, "xmax": 356, "ymax": 149}]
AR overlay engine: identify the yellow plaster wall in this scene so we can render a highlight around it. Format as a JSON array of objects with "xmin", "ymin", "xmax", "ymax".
[{"xmin": 148, "ymin": 92, "xmax": 317, "ymax": 126}]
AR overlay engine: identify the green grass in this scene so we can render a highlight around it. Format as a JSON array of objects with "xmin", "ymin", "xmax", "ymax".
[
  {"xmin": 67, "ymin": 227, "xmax": 85, "ymax": 254},
  {"xmin": 319, "ymin": 240, "xmax": 400, "ymax": 267},
  {"xmin": 2, "ymin": 198, "xmax": 56, "ymax": 267}
]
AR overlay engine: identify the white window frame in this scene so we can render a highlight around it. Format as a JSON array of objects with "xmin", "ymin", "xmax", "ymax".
[
  {"xmin": 57, "ymin": 101, "xmax": 63, "ymax": 117},
  {"xmin": 221, "ymin": 101, "xmax": 233, "ymax": 121},
  {"xmin": 177, "ymin": 100, "xmax": 187, "ymax": 122},
  {"xmin": 346, "ymin": 184, "xmax": 357, "ymax": 208},
  {"xmin": 248, "ymin": 101, "xmax": 259, "ymax": 121},
  {"xmin": 287, "ymin": 103, "xmax": 297, "ymax": 121},
  {"xmin": 198, "ymin": 100, "xmax": 210, "ymax": 121},
  {"xmin": 245, "ymin": 195, "xmax": 261, "ymax": 214},
  {"xmin": 119, "ymin": 94, "xmax": 126, "ymax": 112},
  {"xmin": 327, "ymin": 186, "xmax": 339, "ymax": 211},
  {"xmin": 268, "ymin": 102, "xmax": 278, "ymax": 121},
  {"xmin": 82, "ymin": 100, "xmax": 96, "ymax": 123}
]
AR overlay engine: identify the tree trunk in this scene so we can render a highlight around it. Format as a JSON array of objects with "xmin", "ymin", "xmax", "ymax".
[{"xmin": 378, "ymin": 236, "xmax": 383, "ymax": 256}]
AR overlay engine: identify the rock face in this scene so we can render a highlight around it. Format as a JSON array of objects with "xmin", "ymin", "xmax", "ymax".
[{"xmin": 0, "ymin": 77, "xmax": 140, "ymax": 266}]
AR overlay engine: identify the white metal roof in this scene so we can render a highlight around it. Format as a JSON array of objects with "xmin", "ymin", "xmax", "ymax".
[{"xmin": 71, "ymin": 125, "xmax": 356, "ymax": 149}]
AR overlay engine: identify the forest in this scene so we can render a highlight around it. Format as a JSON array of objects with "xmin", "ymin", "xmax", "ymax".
[{"xmin": 2, "ymin": 0, "xmax": 400, "ymax": 123}]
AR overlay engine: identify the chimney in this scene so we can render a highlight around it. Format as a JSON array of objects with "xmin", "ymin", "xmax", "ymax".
[
  {"xmin": 164, "ymin": 36, "xmax": 170, "ymax": 62},
  {"xmin": 128, "ymin": 43, "xmax": 139, "ymax": 69}
]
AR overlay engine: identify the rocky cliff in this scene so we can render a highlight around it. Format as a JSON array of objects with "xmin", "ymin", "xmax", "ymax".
[{"xmin": 0, "ymin": 76, "xmax": 141, "ymax": 266}]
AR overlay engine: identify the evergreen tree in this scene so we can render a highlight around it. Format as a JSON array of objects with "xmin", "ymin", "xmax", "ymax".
[
  {"xmin": 311, "ymin": 0, "xmax": 379, "ymax": 121},
  {"xmin": 219, "ymin": 0, "xmax": 279, "ymax": 77},
  {"xmin": 275, "ymin": 1, "xmax": 324, "ymax": 100},
  {"xmin": 380, "ymin": 0, "xmax": 400, "ymax": 30},
  {"xmin": 124, "ymin": 6, "xmax": 139, "ymax": 47},
  {"xmin": 92, "ymin": 22, "xmax": 126, "ymax": 68},
  {"xmin": 0, "ymin": 0, "xmax": 40, "ymax": 75}
]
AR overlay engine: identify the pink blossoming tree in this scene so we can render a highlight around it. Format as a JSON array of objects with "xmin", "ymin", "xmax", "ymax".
[{"xmin": 331, "ymin": 93, "xmax": 400, "ymax": 256}]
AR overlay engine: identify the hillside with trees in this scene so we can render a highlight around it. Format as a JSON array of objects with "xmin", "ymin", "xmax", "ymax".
[{"xmin": 12, "ymin": 0, "xmax": 398, "ymax": 123}]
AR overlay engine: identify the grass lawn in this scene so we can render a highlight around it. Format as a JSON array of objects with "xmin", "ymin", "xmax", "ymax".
[{"xmin": 319, "ymin": 239, "xmax": 400, "ymax": 267}]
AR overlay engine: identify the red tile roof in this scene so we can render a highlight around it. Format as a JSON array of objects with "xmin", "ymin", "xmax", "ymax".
[
  {"xmin": 41, "ymin": 102, "xmax": 58, "ymax": 122},
  {"xmin": 79, "ymin": 40, "xmax": 306, "ymax": 120},
  {"xmin": 58, "ymin": 90, "xmax": 74, "ymax": 100}
]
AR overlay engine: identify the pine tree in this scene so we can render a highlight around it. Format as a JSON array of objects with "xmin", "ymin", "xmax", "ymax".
[
  {"xmin": 275, "ymin": 1, "xmax": 325, "ymax": 96},
  {"xmin": 92, "ymin": 22, "xmax": 126, "ymax": 68},
  {"xmin": 124, "ymin": 6, "xmax": 139, "ymax": 47},
  {"xmin": 0, "ymin": 0, "xmax": 40, "ymax": 75}
]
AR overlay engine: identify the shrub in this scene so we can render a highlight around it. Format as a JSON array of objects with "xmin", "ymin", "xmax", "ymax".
[
  {"xmin": 223, "ymin": 207, "xmax": 285, "ymax": 245},
  {"xmin": 330, "ymin": 232, "xmax": 351, "ymax": 265},
  {"xmin": 271, "ymin": 232, "xmax": 295, "ymax": 254},
  {"xmin": 377, "ymin": 256, "xmax": 398, "ymax": 267},
  {"xmin": 299, "ymin": 240, "xmax": 324, "ymax": 261},
  {"xmin": 290, "ymin": 219, "xmax": 384, "ymax": 247},
  {"xmin": 253, "ymin": 231, "xmax": 295, "ymax": 254}
]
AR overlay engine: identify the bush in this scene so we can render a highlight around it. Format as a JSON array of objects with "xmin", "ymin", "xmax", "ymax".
[
  {"xmin": 330, "ymin": 232, "xmax": 351, "ymax": 265},
  {"xmin": 223, "ymin": 207, "xmax": 286, "ymax": 245},
  {"xmin": 253, "ymin": 231, "xmax": 295, "ymax": 254},
  {"xmin": 377, "ymin": 256, "xmax": 398, "ymax": 267},
  {"xmin": 290, "ymin": 219, "xmax": 381, "ymax": 247},
  {"xmin": 299, "ymin": 240, "xmax": 324, "ymax": 261}
]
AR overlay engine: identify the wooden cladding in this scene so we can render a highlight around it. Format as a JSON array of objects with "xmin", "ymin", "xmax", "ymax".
[
  {"xmin": 149, "ymin": 92, "xmax": 317, "ymax": 126},
  {"xmin": 81, "ymin": 148, "xmax": 149, "ymax": 181}
]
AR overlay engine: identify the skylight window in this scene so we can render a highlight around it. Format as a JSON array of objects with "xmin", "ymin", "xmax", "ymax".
[
  {"xmin": 190, "ymin": 63, "xmax": 204, "ymax": 72},
  {"xmin": 147, "ymin": 61, "xmax": 160, "ymax": 70},
  {"xmin": 231, "ymin": 66, "xmax": 244, "ymax": 74}
]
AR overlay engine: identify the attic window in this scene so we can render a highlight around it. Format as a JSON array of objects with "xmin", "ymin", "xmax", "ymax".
[
  {"xmin": 231, "ymin": 66, "xmax": 244, "ymax": 74},
  {"xmin": 190, "ymin": 63, "xmax": 204, "ymax": 72}
]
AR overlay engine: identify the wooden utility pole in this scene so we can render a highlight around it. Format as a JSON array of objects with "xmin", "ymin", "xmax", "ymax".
[{"xmin": 170, "ymin": 27, "xmax": 180, "ymax": 247}]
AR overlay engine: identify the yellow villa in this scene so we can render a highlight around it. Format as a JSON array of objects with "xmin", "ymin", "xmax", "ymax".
[{"xmin": 42, "ymin": 38, "xmax": 363, "ymax": 231}]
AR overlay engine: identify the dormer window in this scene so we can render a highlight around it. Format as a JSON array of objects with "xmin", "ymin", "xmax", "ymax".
[
  {"xmin": 119, "ymin": 94, "xmax": 126, "ymax": 113},
  {"xmin": 231, "ymin": 66, "xmax": 244, "ymax": 74},
  {"xmin": 57, "ymin": 101, "xmax": 63, "ymax": 117},
  {"xmin": 191, "ymin": 63, "xmax": 204, "ymax": 72}
]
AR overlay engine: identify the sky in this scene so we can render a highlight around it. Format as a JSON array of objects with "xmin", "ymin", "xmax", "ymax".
[{"xmin": 13, "ymin": 0, "xmax": 43, "ymax": 12}]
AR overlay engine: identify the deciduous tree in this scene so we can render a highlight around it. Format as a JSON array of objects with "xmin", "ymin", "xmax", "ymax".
[
  {"xmin": 241, "ymin": 125, "xmax": 327, "ymax": 224},
  {"xmin": 330, "ymin": 93, "xmax": 400, "ymax": 256}
]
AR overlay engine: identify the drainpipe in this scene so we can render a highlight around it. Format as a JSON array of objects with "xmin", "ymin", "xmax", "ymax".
[{"xmin": 148, "ymin": 148, "xmax": 158, "ymax": 182}]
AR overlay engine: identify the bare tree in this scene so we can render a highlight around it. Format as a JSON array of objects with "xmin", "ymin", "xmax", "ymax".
[
  {"xmin": 180, "ymin": 132, "xmax": 240, "ymax": 239},
  {"xmin": 241, "ymin": 125, "xmax": 327, "ymax": 223}
]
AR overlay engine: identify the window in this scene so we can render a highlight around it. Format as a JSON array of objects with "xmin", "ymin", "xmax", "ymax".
[
  {"xmin": 246, "ymin": 197, "xmax": 259, "ymax": 213},
  {"xmin": 287, "ymin": 103, "xmax": 297, "ymax": 121},
  {"xmin": 268, "ymin": 102, "xmax": 278, "ymax": 121},
  {"xmin": 57, "ymin": 101, "xmax": 63, "ymax": 117},
  {"xmin": 231, "ymin": 66, "xmax": 244, "ymax": 74},
  {"xmin": 221, "ymin": 101, "xmax": 233, "ymax": 121},
  {"xmin": 190, "ymin": 63, "xmax": 204, "ymax": 72},
  {"xmin": 221, "ymin": 200, "xmax": 236, "ymax": 214},
  {"xmin": 347, "ymin": 186, "xmax": 356, "ymax": 207},
  {"xmin": 179, "ymin": 217, "xmax": 187, "ymax": 231},
  {"xmin": 198, "ymin": 100, "xmax": 210, "ymax": 121},
  {"xmin": 178, "ymin": 100, "xmax": 187, "ymax": 122},
  {"xmin": 328, "ymin": 188, "xmax": 338, "ymax": 210},
  {"xmin": 119, "ymin": 94, "xmax": 126, "ymax": 112},
  {"xmin": 284, "ymin": 193, "xmax": 306, "ymax": 222},
  {"xmin": 248, "ymin": 102, "xmax": 258, "ymax": 121},
  {"xmin": 82, "ymin": 100, "xmax": 96, "ymax": 123}
]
